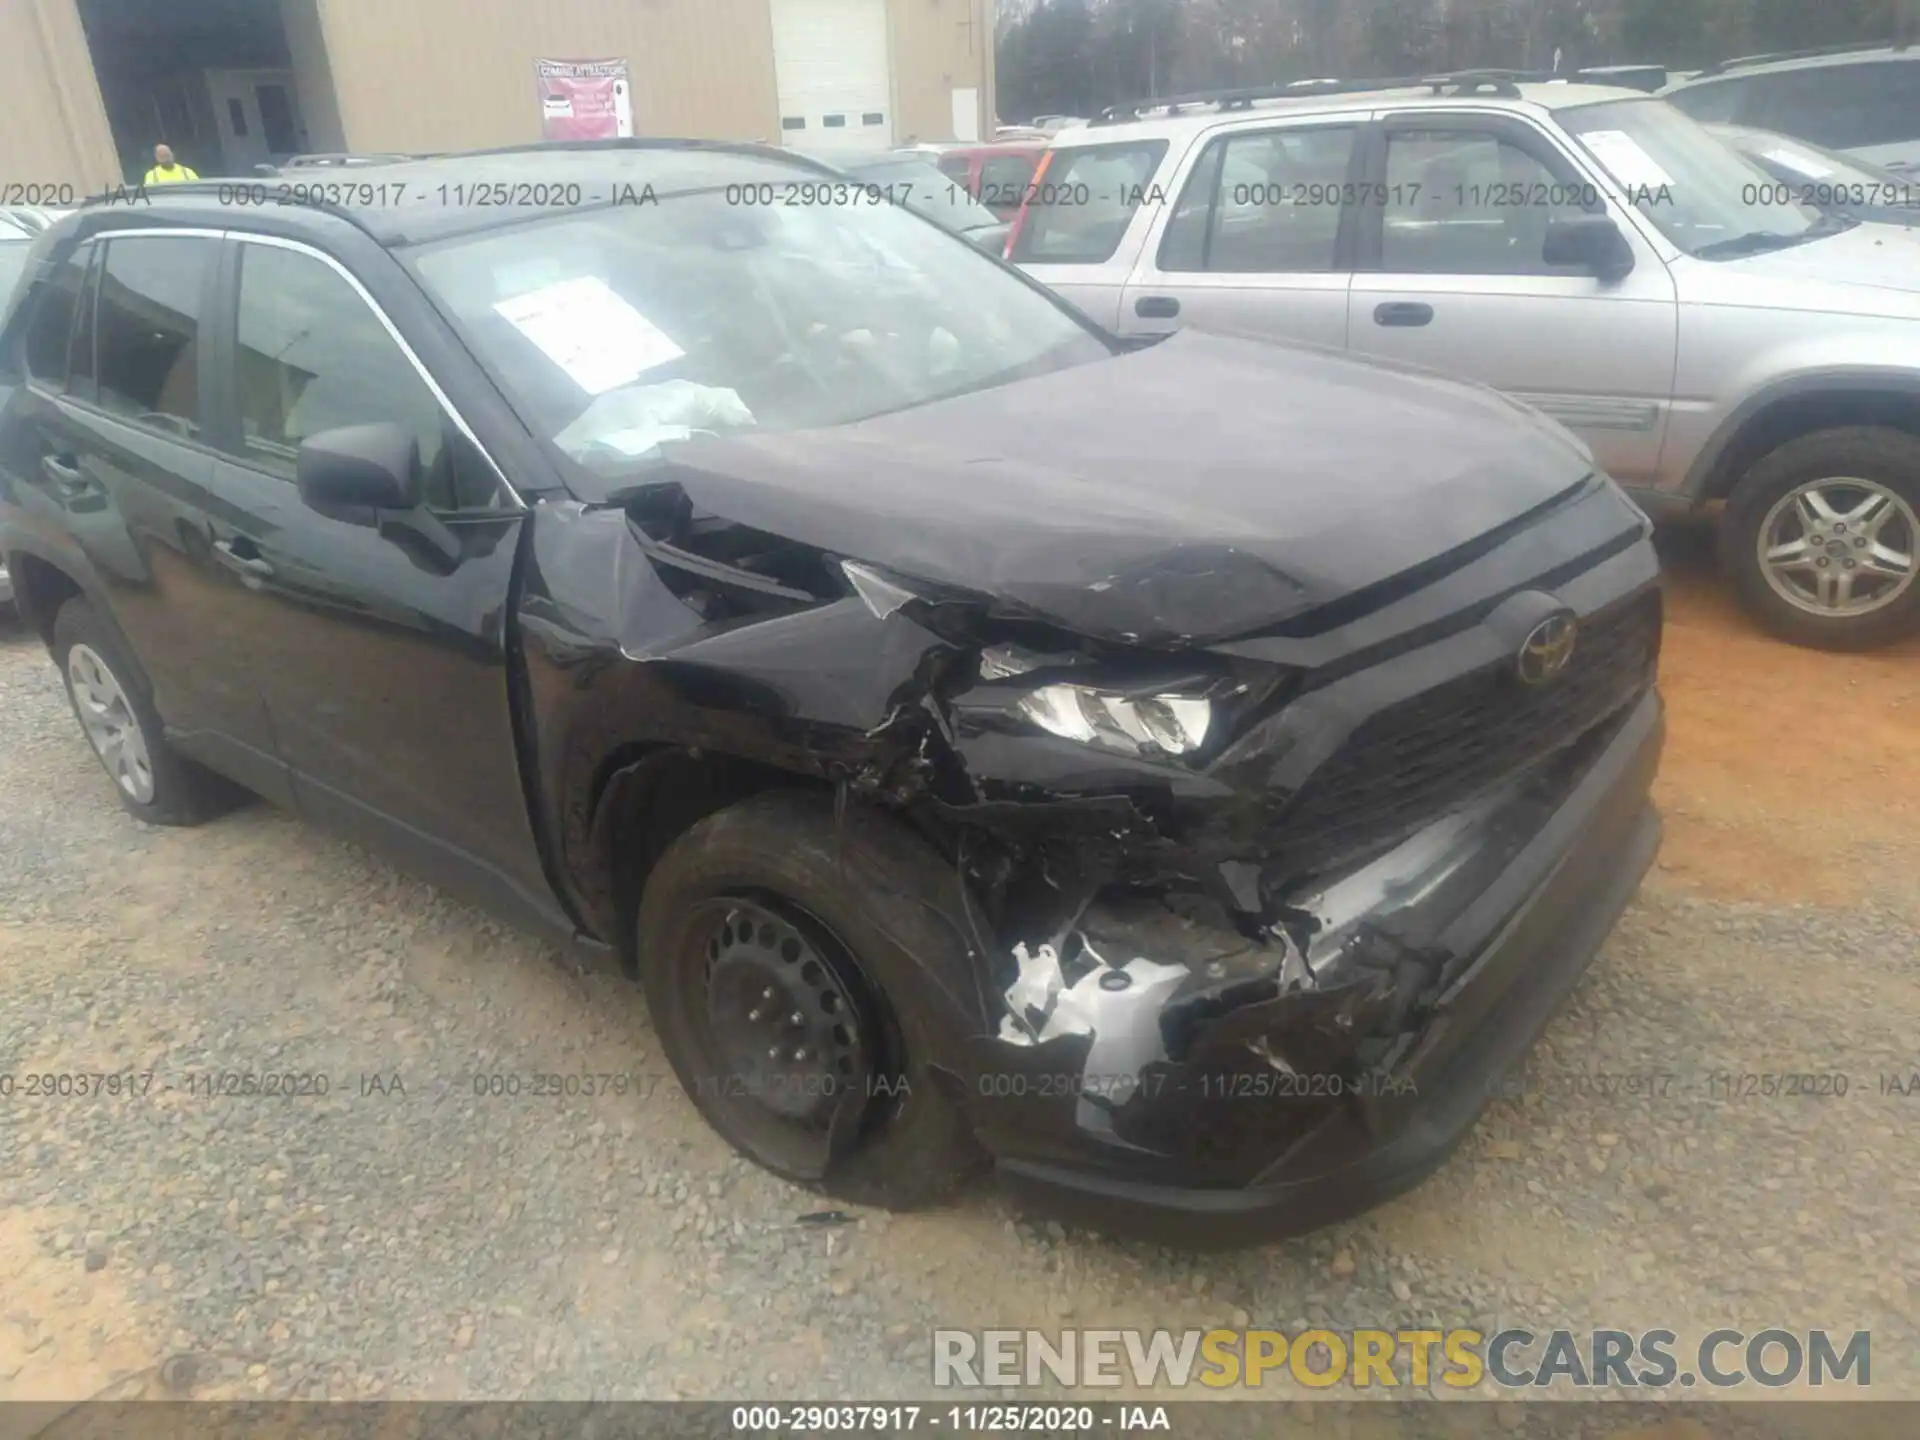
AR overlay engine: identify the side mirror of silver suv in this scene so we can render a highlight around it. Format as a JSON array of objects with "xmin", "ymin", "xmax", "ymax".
[{"xmin": 1543, "ymin": 214, "xmax": 1637, "ymax": 283}]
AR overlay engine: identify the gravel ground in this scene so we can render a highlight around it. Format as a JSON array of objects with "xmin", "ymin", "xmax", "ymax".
[{"xmin": 2, "ymin": 535, "xmax": 1916, "ymax": 1413}]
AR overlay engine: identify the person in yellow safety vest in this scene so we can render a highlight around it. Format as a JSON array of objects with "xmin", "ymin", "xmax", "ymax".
[{"xmin": 143, "ymin": 144, "xmax": 198, "ymax": 185}]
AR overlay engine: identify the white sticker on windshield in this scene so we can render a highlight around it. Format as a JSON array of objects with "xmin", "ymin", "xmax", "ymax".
[
  {"xmin": 1764, "ymin": 148, "xmax": 1833, "ymax": 179},
  {"xmin": 494, "ymin": 276, "xmax": 684, "ymax": 395},
  {"xmin": 1580, "ymin": 130, "xmax": 1676, "ymax": 193}
]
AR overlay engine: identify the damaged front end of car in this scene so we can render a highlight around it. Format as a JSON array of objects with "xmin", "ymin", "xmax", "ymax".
[{"xmin": 522, "ymin": 455, "xmax": 1665, "ymax": 1241}]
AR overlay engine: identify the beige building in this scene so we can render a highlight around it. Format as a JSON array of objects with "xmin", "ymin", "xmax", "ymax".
[{"xmin": 3, "ymin": 0, "xmax": 996, "ymax": 190}]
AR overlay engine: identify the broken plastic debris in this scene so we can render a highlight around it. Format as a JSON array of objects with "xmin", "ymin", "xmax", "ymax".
[
  {"xmin": 978, "ymin": 644, "xmax": 1043, "ymax": 680},
  {"xmin": 1002, "ymin": 941, "xmax": 1069, "ymax": 1040},
  {"xmin": 842, "ymin": 560, "xmax": 919, "ymax": 620},
  {"xmin": 1248, "ymin": 1034, "xmax": 1299, "ymax": 1075}
]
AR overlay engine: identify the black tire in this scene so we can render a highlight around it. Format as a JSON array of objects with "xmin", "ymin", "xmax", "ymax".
[
  {"xmin": 1722, "ymin": 426, "xmax": 1920, "ymax": 652},
  {"xmin": 636, "ymin": 790, "xmax": 989, "ymax": 1209},
  {"xmin": 52, "ymin": 597, "xmax": 245, "ymax": 826}
]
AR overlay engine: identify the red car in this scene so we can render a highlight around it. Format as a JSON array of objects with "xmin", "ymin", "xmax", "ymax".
[{"xmin": 931, "ymin": 140, "xmax": 1050, "ymax": 219}]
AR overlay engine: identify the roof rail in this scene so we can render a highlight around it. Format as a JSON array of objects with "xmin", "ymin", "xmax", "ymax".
[
  {"xmin": 1429, "ymin": 68, "xmax": 1538, "ymax": 96},
  {"xmin": 1089, "ymin": 67, "xmax": 1573, "ymax": 124},
  {"xmin": 76, "ymin": 178, "xmax": 366, "ymax": 228},
  {"xmin": 1693, "ymin": 38, "xmax": 1910, "ymax": 79},
  {"xmin": 1093, "ymin": 74, "xmax": 1434, "ymax": 125}
]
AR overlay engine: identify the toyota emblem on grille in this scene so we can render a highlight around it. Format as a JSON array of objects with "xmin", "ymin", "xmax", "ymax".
[{"xmin": 1517, "ymin": 615, "xmax": 1578, "ymax": 687}]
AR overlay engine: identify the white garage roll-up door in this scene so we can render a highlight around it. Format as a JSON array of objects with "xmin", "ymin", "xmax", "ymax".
[{"xmin": 770, "ymin": 0, "xmax": 893, "ymax": 153}]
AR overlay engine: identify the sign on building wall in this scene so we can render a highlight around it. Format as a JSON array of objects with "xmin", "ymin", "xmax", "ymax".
[{"xmin": 535, "ymin": 59, "xmax": 634, "ymax": 140}]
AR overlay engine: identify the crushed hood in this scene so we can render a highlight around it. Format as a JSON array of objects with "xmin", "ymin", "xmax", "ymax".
[{"xmin": 634, "ymin": 329, "xmax": 1597, "ymax": 644}]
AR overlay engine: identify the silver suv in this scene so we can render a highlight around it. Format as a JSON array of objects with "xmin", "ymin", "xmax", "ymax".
[
  {"xmin": 1009, "ymin": 75, "xmax": 1920, "ymax": 651},
  {"xmin": 1663, "ymin": 43, "xmax": 1920, "ymax": 174}
]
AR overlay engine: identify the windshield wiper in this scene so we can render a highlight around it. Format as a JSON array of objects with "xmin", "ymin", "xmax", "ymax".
[{"xmin": 1695, "ymin": 212, "xmax": 1856, "ymax": 259}]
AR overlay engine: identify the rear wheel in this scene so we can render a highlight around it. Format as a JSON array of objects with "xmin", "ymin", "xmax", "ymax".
[
  {"xmin": 636, "ymin": 791, "xmax": 987, "ymax": 1209},
  {"xmin": 1723, "ymin": 427, "xmax": 1920, "ymax": 651},
  {"xmin": 52, "ymin": 597, "xmax": 244, "ymax": 825}
]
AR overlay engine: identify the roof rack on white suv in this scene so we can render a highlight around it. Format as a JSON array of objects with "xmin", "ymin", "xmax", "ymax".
[{"xmin": 1093, "ymin": 70, "xmax": 1543, "ymax": 126}]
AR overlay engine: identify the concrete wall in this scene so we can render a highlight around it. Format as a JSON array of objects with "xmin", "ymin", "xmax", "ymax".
[
  {"xmin": 314, "ymin": 0, "xmax": 784, "ymax": 152},
  {"xmin": 0, "ymin": 0, "xmax": 120, "ymax": 193},
  {"xmin": 886, "ymin": 0, "xmax": 995, "ymax": 144},
  {"xmin": 279, "ymin": 0, "xmax": 346, "ymax": 153},
  {"xmin": 0, "ymin": 0, "xmax": 995, "ymax": 195}
]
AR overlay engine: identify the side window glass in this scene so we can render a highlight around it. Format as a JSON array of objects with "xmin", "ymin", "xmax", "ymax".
[
  {"xmin": 1761, "ymin": 64, "xmax": 1920, "ymax": 149},
  {"xmin": 1750, "ymin": 72, "xmax": 1845, "ymax": 145},
  {"xmin": 96, "ymin": 236, "xmax": 211, "ymax": 437},
  {"xmin": 978, "ymin": 155, "xmax": 1036, "ymax": 209},
  {"xmin": 1007, "ymin": 141, "xmax": 1169, "ymax": 265},
  {"xmin": 1181, "ymin": 127, "xmax": 1357, "ymax": 274},
  {"xmin": 1381, "ymin": 128, "xmax": 1591, "ymax": 276},
  {"xmin": 1666, "ymin": 79, "xmax": 1744, "ymax": 126},
  {"xmin": 938, "ymin": 154, "xmax": 974, "ymax": 191},
  {"xmin": 69, "ymin": 243, "xmax": 100, "ymax": 401},
  {"xmin": 1158, "ymin": 141, "xmax": 1225, "ymax": 271},
  {"xmin": 233, "ymin": 243, "xmax": 495, "ymax": 510},
  {"xmin": 22, "ymin": 244, "xmax": 88, "ymax": 390}
]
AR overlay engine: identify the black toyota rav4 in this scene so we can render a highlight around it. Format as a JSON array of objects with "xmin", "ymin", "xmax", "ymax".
[{"xmin": 0, "ymin": 143, "xmax": 1663, "ymax": 1246}]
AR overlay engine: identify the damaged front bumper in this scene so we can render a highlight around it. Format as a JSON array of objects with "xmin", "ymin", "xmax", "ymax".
[{"xmin": 966, "ymin": 688, "xmax": 1664, "ymax": 1247}]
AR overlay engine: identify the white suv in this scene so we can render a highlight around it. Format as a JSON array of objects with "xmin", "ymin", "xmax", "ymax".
[
  {"xmin": 1008, "ymin": 75, "xmax": 1920, "ymax": 651},
  {"xmin": 1663, "ymin": 44, "xmax": 1920, "ymax": 174}
]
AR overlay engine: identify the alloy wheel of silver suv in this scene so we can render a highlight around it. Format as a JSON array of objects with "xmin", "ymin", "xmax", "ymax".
[{"xmin": 1723, "ymin": 427, "xmax": 1920, "ymax": 652}]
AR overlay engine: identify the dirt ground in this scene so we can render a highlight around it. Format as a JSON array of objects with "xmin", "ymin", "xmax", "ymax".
[
  {"xmin": 1649, "ymin": 520, "xmax": 1920, "ymax": 907},
  {"xmin": 1, "ymin": 526, "xmax": 1916, "ymax": 1422}
]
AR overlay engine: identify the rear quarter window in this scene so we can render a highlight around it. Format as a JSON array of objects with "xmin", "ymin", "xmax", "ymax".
[{"xmin": 1009, "ymin": 140, "xmax": 1169, "ymax": 265}]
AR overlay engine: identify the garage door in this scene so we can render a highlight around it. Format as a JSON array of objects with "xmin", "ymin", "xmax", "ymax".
[{"xmin": 770, "ymin": 0, "xmax": 892, "ymax": 153}]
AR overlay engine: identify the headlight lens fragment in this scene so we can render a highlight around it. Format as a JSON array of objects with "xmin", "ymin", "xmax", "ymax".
[{"xmin": 1016, "ymin": 685, "xmax": 1212, "ymax": 756}]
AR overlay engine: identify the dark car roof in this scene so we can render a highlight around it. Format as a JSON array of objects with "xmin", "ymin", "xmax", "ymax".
[{"xmin": 72, "ymin": 141, "xmax": 843, "ymax": 249}]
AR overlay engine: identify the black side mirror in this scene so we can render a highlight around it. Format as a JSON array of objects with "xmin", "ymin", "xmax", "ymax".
[
  {"xmin": 297, "ymin": 422, "xmax": 421, "ymax": 514},
  {"xmin": 1543, "ymin": 213, "xmax": 1636, "ymax": 282}
]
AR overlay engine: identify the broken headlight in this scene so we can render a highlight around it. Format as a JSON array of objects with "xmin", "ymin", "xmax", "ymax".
[{"xmin": 1016, "ymin": 684, "xmax": 1213, "ymax": 757}]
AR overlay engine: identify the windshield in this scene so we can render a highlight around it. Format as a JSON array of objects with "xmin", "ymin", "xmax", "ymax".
[
  {"xmin": 845, "ymin": 159, "xmax": 1000, "ymax": 233},
  {"xmin": 1560, "ymin": 98, "xmax": 1836, "ymax": 259},
  {"xmin": 408, "ymin": 186, "xmax": 1106, "ymax": 477}
]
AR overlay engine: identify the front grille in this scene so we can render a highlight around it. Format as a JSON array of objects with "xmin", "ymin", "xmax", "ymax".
[{"xmin": 1274, "ymin": 592, "xmax": 1660, "ymax": 874}]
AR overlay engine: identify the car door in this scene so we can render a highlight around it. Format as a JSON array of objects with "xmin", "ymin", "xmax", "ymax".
[
  {"xmin": 201, "ymin": 232, "xmax": 559, "ymax": 925},
  {"xmin": 11, "ymin": 229, "xmax": 286, "ymax": 796},
  {"xmin": 1346, "ymin": 113, "xmax": 1680, "ymax": 488},
  {"xmin": 1118, "ymin": 118, "xmax": 1365, "ymax": 350},
  {"xmin": 1010, "ymin": 138, "xmax": 1171, "ymax": 331}
]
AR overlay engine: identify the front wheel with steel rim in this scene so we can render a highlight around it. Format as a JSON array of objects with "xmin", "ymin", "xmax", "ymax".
[
  {"xmin": 51, "ymin": 597, "xmax": 244, "ymax": 825},
  {"xmin": 67, "ymin": 641, "xmax": 154, "ymax": 804},
  {"xmin": 636, "ymin": 791, "xmax": 987, "ymax": 1209},
  {"xmin": 1725, "ymin": 427, "xmax": 1920, "ymax": 652}
]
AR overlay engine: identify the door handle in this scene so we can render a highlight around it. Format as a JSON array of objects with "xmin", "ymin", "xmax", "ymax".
[
  {"xmin": 42, "ymin": 454, "xmax": 89, "ymax": 495},
  {"xmin": 213, "ymin": 538, "xmax": 276, "ymax": 582},
  {"xmin": 1374, "ymin": 301, "xmax": 1435, "ymax": 328},
  {"xmin": 1135, "ymin": 295, "xmax": 1181, "ymax": 319}
]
